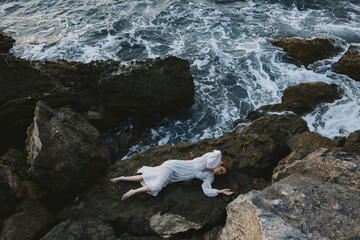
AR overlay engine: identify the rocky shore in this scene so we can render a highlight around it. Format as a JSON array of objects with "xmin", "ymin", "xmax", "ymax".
[{"xmin": 1, "ymin": 32, "xmax": 360, "ymax": 240}]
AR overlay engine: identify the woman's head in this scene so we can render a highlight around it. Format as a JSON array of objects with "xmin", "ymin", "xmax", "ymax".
[{"xmin": 214, "ymin": 159, "xmax": 231, "ymax": 175}]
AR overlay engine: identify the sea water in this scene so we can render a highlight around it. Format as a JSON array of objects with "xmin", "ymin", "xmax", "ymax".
[{"xmin": 1, "ymin": 0, "xmax": 360, "ymax": 159}]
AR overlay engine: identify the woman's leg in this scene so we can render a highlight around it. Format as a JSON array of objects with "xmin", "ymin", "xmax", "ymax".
[
  {"xmin": 110, "ymin": 175, "xmax": 144, "ymax": 183},
  {"xmin": 122, "ymin": 185, "xmax": 150, "ymax": 201}
]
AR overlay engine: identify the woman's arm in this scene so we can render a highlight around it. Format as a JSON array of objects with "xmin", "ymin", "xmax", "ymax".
[{"xmin": 201, "ymin": 175, "xmax": 233, "ymax": 197}]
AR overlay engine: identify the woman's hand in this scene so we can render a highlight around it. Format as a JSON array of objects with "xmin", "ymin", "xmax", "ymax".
[{"xmin": 217, "ymin": 189, "xmax": 234, "ymax": 195}]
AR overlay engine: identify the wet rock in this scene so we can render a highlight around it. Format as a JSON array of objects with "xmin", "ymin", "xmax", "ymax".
[
  {"xmin": 0, "ymin": 31, "xmax": 15, "ymax": 53},
  {"xmin": 273, "ymin": 148, "xmax": 360, "ymax": 188},
  {"xmin": 26, "ymin": 101, "xmax": 112, "ymax": 204},
  {"xmin": 258, "ymin": 82, "xmax": 341, "ymax": 116},
  {"xmin": 0, "ymin": 166, "xmax": 16, "ymax": 227},
  {"xmin": 40, "ymin": 219, "xmax": 118, "ymax": 240},
  {"xmin": 116, "ymin": 129, "xmax": 143, "ymax": 159},
  {"xmin": 272, "ymin": 38, "xmax": 342, "ymax": 67},
  {"xmin": 345, "ymin": 129, "xmax": 360, "ymax": 156},
  {"xmin": 286, "ymin": 131, "xmax": 333, "ymax": 151},
  {"xmin": 0, "ymin": 199, "xmax": 55, "ymax": 240},
  {"xmin": 219, "ymin": 174, "xmax": 360, "ymax": 240},
  {"xmin": 333, "ymin": 45, "xmax": 360, "ymax": 81}
]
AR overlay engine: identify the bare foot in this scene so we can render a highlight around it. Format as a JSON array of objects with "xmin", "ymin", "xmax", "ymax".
[
  {"xmin": 121, "ymin": 189, "xmax": 135, "ymax": 201},
  {"xmin": 110, "ymin": 176, "xmax": 124, "ymax": 183}
]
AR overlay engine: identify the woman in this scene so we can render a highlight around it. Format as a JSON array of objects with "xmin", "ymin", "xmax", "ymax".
[{"xmin": 111, "ymin": 150, "xmax": 233, "ymax": 201}]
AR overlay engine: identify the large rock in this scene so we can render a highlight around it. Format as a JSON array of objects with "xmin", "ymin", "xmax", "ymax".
[
  {"xmin": 333, "ymin": 45, "xmax": 360, "ymax": 81},
  {"xmin": 0, "ymin": 200, "xmax": 55, "ymax": 240},
  {"xmin": 26, "ymin": 101, "xmax": 112, "ymax": 204},
  {"xmin": 219, "ymin": 174, "xmax": 360, "ymax": 240},
  {"xmin": 40, "ymin": 219, "xmax": 118, "ymax": 240},
  {"xmin": 345, "ymin": 129, "xmax": 360, "ymax": 156},
  {"xmin": 0, "ymin": 31, "xmax": 194, "ymax": 153},
  {"xmin": 273, "ymin": 148, "xmax": 360, "ymax": 188},
  {"xmin": 272, "ymin": 38, "xmax": 342, "ymax": 67},
  {"xmin": 0, "ymin": 166, "xmax": 16, "ymax": 227},
  {"xmin": 0, "ymin": 31, "xmax": 15, "ymax": 53}
]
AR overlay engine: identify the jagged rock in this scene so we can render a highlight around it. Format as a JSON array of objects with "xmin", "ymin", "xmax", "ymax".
[
  {"xmin": 0, "ymin": 166, "xmax": 16, "ymax": 228},
  {"xmin": 26, "ymin": 101, "xmax": 112, "ymax": 204},
  {"xmin": 0, "ymin": 31, "xmax": 15, "ymax": 53},
  {"xmin": 273, "ymin": 148, "xmax": 360, "ymax": 188},
  {"xmin": 0, "ymin": 148, "xmax": 47, "ymax": 199},
  {"xmin": 333, "ymin": 45, "xmax": 360, "ymax": 81},
  {"xmin": 345, "ymin": 129, "xmax": 360, "ymax": 156},
  {"xmin": 286, "ymin": 131, "xmax": 333, "ymax": 151},
  {"xmin": 219, "ymin": 174, "xmax": 360, "ymax": 240},
  {"xmin": 40, "ymin": 219, "xmax": 118, "ymax": 240},
  {"xmin": 272, "ymin": 38, "xmax": 342, "ymax": 67},
  {"xmin": 0, "ymin": 200, "xmax": 55, "ymax": 240},
  {"xmin": 0, "ymin": 33, "xmax": 194, "ymax": 153}
]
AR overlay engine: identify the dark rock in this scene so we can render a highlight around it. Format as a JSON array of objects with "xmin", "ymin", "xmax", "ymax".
[
  {"xmin": 40, "ymin": 219, "xmax": 119, "ymax": 240},
  {"xmin": 286, "ymin": 131, "xmax": 333, "ymax": 151},
  {"xmin": 0, "ymin": 31, "xmax": 15, "ymax": 53},
  {"xmin": 0, "ymin": 38, "xmax": 194, "ymax": 153},
  {"xmin": 116, "ymin": 129, "xmax": 143, "ymax": 159},
  {"xmin": 333, "ymin": 45, "xmax": 360, "ymax": 81},
  {"xmin": 257, "ymin": 82, "xmax": 341, "ymax": 116},
  {"xmin": 345, "ymin": 129, "xmax": 360, "ymax": 155},
  {"xmin": 0, "ymin": 148, "xmax": 47, "ymax": 199},
  {"xmin": 333, "ymin": 136, "xmax": 346, "ymax": 148},
  {"xmin": 273, "ymin": 148, "xmax": 360, "ymax": 188},
  {"xmin": 0, "ymin": 200, "xmax": 55, "ymax": 240},
  {"xmin": 0, "ymin": 165, "xmax": 16, "ymax": 228},
  {"xmin": 272, "ymin": 38, "xmax": 342, "ymax": 67},
  {"xmin": 219, "ymin": 174, "xmax": 360, "ymax": 240},
  {"xmin": 26, "ymin": 101, "xmax": 112, "ymax": 205}
]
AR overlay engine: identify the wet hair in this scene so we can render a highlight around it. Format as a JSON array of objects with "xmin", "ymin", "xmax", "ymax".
[{"xmin": 220, "ymin": 159, "xmax": 231, "ymax": 173}]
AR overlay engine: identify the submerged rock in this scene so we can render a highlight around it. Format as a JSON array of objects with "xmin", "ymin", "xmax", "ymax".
[
  {"xmin": 219, "ymin": 174, "xmax": 360, "ymax": 240},
  {"xmin": 26, "ymin": 101, "xmax": 112, "ymax": 204},
  {"xmin": 273, "ymin": 148, "xmax": 360, "ymax": 188},
  {"xmin": 333, "ymin": 45, "xmax": 360, "ymax": 81},
  {"xmin": 0, "ymin": 200, "xmax": 55, "ymax": 240},
  {"xmin": 272, "ymin": 38, "xmax": 342, "ymax": 67},
  {"xmin": 40, "ymin": 219, "xmax": 118, "ymax": 240}
]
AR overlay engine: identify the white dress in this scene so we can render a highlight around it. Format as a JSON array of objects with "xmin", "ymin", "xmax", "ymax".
[{"xmin": 137, "ymin": 150, "xmax": 222, "ymax": 197}]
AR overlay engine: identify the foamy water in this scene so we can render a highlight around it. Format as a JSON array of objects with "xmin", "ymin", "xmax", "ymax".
[{"xmin": 1, "ymin": 0, "xmax": 360, "ymax": 158}]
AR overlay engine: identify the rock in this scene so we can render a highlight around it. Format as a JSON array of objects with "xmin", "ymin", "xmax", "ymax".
[
  {"xmin": 57, "ymin": 113, "xmax": 308, "ymax": 238},
  {"xmin": 333, "ymin": 45, "xmax": 360, "ymax": 81},
  {"xmin": 286, "ymin": 131, "xmax": 333, "ymax": 151},
  {"xmin": 0, "ymin": 35, "xmax": 194, "ymax": 153},
  {"xmin": 40, "ymin": 219, "xmax": 118, "ymax": 240},
  {"xmin": 0, "ymin": 148, "xmax": 47, "ymax": 199},
  {"xmin": 26, "ymin": 101, "xmax": 112, "ymax": 204},
  {"xmin": 0, "ymin": 166, "xmax": 16, "ymax": 227},
  {"xmin": 345, "ymin": 129, "xmax": 360, "ymax": 155},
  {"xmin": 219, "ymin": 174, "xmax": 360, "ymax": 240},
  {"xmin": 258, "ymin": 82, "xmax": 341, "ymax": 116},
  {"xmin": 0, "ymin": 31, "xmax": 15, "ymax": 53},
  {"xmin": 116, "ymin": 129, "xmax": 143, "ymax": 159},
  {"xmin": 272, "ymin": 38, "xmax": 342, "ymax": 67},
  {"xmin": 273, "ymin": 148, "xmax": 360, "ymax": 188},
  {"xmin": 0, "ymin": 200, "xmax": 55, "ymax": 240}
]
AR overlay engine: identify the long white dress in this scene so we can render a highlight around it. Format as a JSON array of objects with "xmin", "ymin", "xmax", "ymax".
[{"xmin": 137, "ymin": 150, "xmax": 222, "ymax": 197}]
